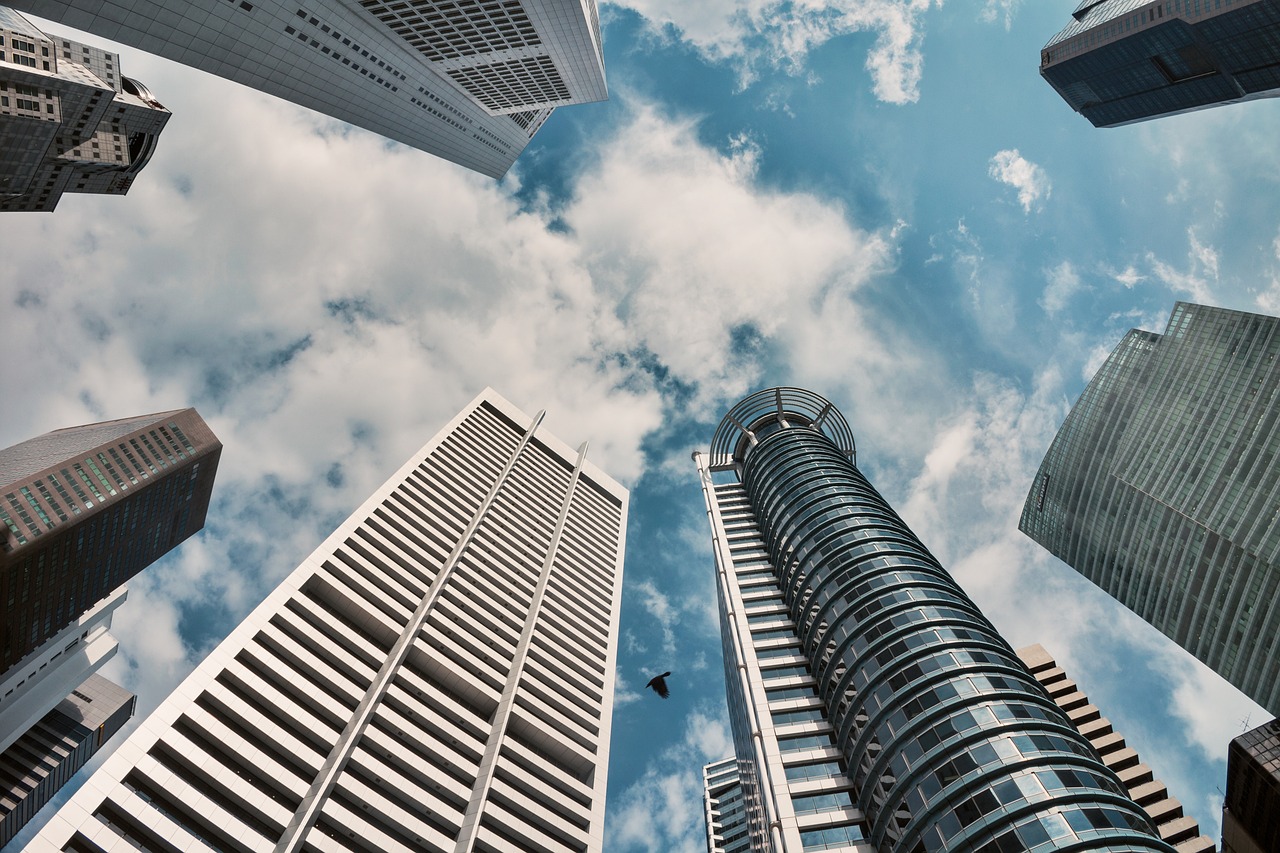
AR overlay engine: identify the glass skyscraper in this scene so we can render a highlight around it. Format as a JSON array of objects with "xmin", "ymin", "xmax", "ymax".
[
  {"xmin": 695, "ymin": 388, "xmax": 1171, "ymax": 852},
  {"xmin": 1040, "ymin": 0, "xmax": 1280, "ymax": 127},
  {"xmin": 1020, "ymin": 302, "xmax": 1280, "ymax": 716}
]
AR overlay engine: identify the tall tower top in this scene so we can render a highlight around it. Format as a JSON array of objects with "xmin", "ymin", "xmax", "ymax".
[{"xmin": 709, "ymin": 387, "xmax": 856, "ymax": 468}]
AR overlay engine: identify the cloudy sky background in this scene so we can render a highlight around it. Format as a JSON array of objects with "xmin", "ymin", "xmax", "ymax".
[{"xmin": 3, "ymin": 0, "xmax": 1279, "ymax": 848}]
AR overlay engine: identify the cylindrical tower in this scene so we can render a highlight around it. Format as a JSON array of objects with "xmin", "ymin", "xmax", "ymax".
[{"xmin": 703, "ymin": 388, "xmax": 1173, "ymax": 852}]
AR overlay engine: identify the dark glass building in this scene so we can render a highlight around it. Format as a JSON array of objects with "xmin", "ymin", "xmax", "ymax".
[
  {"xmin": 1020, "ymin": 303, "xmax": 1280, "ymax": 716},
  {"xmin": 0, "ymin": 408, "xmax": 221, "ymax": 674},
  {"xmin": 1040, "ymin": 0, "xmax": 1280, "ymax": 127},
  {"xmin": 695, "ymin": 388, "xmax": 1172, "ymax": 852},
  {"xmin": 1223, "ymin": 718, "xmax": 1280, "ymax": 853}
]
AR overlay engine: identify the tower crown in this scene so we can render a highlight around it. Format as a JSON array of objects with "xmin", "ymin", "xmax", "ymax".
[{"xmin": 710, "ymin": 387, "xmax": 856, "ymax": 468}]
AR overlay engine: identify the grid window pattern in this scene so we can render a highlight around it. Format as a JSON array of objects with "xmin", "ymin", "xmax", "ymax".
[
  {"xmin": 8, "ymin": 0, "xmax": 605, "ymax": 178},
  {"xmin": 0, "ymin": 674, "xmax": 134, "ymax": 846},
  {"xmin": 447, "ymin": 54, "xmax": 569, "ymax": 110},
  {"xmin": 1021, "ymin": 303, "xmax": 1280, "ymax": 716},
  {"xmin": 27, "ymin": 389, "xmax": 626, "ymax": 853},
  {"xmin": 0, "ymin": 409, "xmax": 221, "ymax": 673},
  {"xmin": 359, "ymin": 0, "xmax": 541, "ymax": 61},
  {"xmin": 1225, "ymin": 718, "xmax": 1280, "ymax": 852},
  {"xmin": 1040, "ymin": 0, "xmax": 1280, "ymax": 126}
]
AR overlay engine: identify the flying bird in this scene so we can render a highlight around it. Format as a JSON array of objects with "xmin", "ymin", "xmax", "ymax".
[{"xmin": 646, "ymin": 671, "xmax": 672, "ymax": 699}]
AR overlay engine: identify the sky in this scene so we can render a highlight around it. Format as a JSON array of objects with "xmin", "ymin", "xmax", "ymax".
[{"xmin": 3, "ymin": 0, "xmax": 1279, "ymax": 849}]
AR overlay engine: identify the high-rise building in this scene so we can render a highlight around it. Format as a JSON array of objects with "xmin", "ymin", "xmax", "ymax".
[
  {"xmin": 1222, "ymin": 717, "xmax": 1280, "ymax": 853},
  {"xmin": 695, "ymin": 387, "xmax": 1175, "ymax": 852},
  {"xmin": 1, "ymin": 407, "xmax": 219, "ymax": 772},
  {"xmin": 27, "ymin": 387, "xmax": 627, "ymax": 852},
  {"xmin": 1040, "ymin": 0, "xmax": 1280, "ymax": 127},
  {"xmin": 1017, "ymin": 644, "xmax": 1214, "ymax": 853},
  {"xmin": 1, "ymin": 5, "xmax": 169, "ymax": 212},
  {"xmin": 0, "ymin": 673, "xmax": 135, "ymax": 847},
  {"xmin": 11, "ymin": 0, "xmax": 607, "ymax": 177},
  {"xmin": 703, "ymin": 757, "xmax": 750, "ymax": 853},
  {"xmin": 1, "ymin": 408, "xmax": 221, "ymax": 677},
  {"xmin": 1020, "ymin": 302, "xmax": 1280, "ymax": 716}
]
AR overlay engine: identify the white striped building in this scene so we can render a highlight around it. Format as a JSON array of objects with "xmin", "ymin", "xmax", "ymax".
[{"xmin": 29, "ymin": 388, "xmax": 627, "ymax": 853}]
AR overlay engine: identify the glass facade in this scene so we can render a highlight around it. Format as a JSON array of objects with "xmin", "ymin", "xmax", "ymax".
[
  {"xmin": 1040, "ymin": 0, "xmax": 1280, "ymax": 127},
  {"xmin": 1223, "ymin": 718, "xmax": 1280, "ymax": 853},
  {"xmin": 1021, "ymin": 302, "xmax": 1280, "ymax": 716},
  {"xmin": 699, "ymin": 388, "xmax": 1172, "ymax": 852}
]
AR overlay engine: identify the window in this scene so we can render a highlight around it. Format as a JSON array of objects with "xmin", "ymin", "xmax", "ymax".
[{"xmin": 800, "ymin": 823, "xmax": 866, "ymax": 850}]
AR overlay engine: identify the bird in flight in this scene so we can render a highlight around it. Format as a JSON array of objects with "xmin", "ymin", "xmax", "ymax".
[{"xmin": 646, "ymin": 671, "xmax": 672, "ymax": 699}]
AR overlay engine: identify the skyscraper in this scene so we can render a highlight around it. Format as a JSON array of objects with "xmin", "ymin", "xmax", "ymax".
[
  {"xmin": 1, "ymin": 408, "xmax": 220, "ymax": 759},
  {"xmin": 1222, "ymin": 718, "xmax": 1280, "ymax": 853},
  {"xmin": 1040, "ymin": 0, "xmax": 1280, "ymax": 127},
  {"xmin": 1, "ymin": 408, "xmax": 221, "ymax": 675},
  {"xmin": 27, "ymin": 387, "xmax": 627, "ymax": 852},
  {"xmin": 695, "ymin": 387, "xmax": 1175, "ymax": 852},
  {"xmin": 1, "ymin": 5, "xmax": 170, "ymax": 212},
  {"xmin": 1020, "ymin": 302, "xmax": 1280, "ymax": 715},
  {"xmin": 703, "ymin": 757, "xmax": 750, "ymax": 853},
  {"xmin": 0, "ymin": 673, "xmax": 135, "ymax": 846},
  {"xmin": 1017, "ymin": 644, "xmax": 1213, "ymax": 852},
  {"xmin": 11, "ymin": 0, "xmax": 607, "ymax": 177}
]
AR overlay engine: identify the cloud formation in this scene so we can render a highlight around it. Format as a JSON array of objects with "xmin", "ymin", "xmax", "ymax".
[
  {"xmin": 614, "ymin": 0, "xmax": 938, "ymax": 103},
  {"xmin": 1041, "ymin": 260, "xmax": 1086, "ymax": 316},
  {"xmin": 988, "ymin": 148, "xmax": 1052, "ymax": 213},
  {"xmin": 606, "ymin": 708, "xmax": 731, "ymax": 852},
  {"xmin": 1146, "ymin": 227, "xmax": 1220, "ymax": 303}
]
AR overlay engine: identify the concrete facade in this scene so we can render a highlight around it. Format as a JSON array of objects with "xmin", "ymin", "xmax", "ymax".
[
  {"xmin": 1, "ymin": 5, "xmax": 169, "ymax": 211},
  {"xmin": 10, "ymin": 0, "xmax": 606, "ymax": 176},
  {"xmin": 27, "ymin": 388, "xmax": 627, "ymax": 852},
  {"xmin": 0, "ymin": 672, "xmax": 135, "ymax": 846}
]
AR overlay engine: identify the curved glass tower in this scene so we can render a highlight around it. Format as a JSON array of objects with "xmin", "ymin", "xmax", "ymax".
[
  {"xmin": 1021, "ymin": 302, "xmax": 1280, "ymax": 716},
  {"xmin": 695, "ymin": 388, "xmax": 1173, "ymax": 853}
]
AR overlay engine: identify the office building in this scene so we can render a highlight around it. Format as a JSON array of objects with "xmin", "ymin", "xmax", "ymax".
[
  {"xmin": 28, "ymin": 387, "xmax": 627, "ymax": 852},
  {"xmin": 703, "ymin": 757, "xmax": 749, "ymax": 853},
  {"xmin": 1, "ymin": 407, "xmax": 219, "ymax": 772},
  {"xmin": 1020, "ymin": 302, "xmax": 1280, "ymax": 715},
  {"xmin": 1, "ymin": 5, "xmax": 169, "ymax": 212},
  {"xmin": 1222, "ymin": 718, "xmax": 1280, "ymax": 853},
  {"xmin": 1, "ymin": 408, "xmax": 221, "ymax": 676},
  {"xmin": 0, "ymin": 587, "xmax": 126, "ymax": 758},
  {"xmin": 0, "ymin": 673, "xmax": 135, "ymax": 847},
  {"xmin": 1017, "ymin": 644, "xmax": 1214, "ymax": 853},
  {"xmin": 11, "ymin": 0, "xmax": 607, "ymax": 177},
  {"xmin": 695, "ymin": 387, "xmax": 1173, "ymax": 852},
  {"xmin": 1040, "ymin": 0, "xmax": 1280, "ymax": 127}
]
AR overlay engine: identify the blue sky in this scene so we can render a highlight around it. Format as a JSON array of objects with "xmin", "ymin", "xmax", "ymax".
[{"xmin": 3, "ymin": 0, "xmax": 1278, "ymax": 848}]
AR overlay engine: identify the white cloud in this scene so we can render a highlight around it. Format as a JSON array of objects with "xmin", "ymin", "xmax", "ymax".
[
  {"xmin": 613, "ymin": 0, "xmax": 939, "ymax": 103},
  {"xmin": 1111, "ymin": 264, "xmax": 1147, "ymax": 288},
  {"xmin": 988, "ymin": 149, "xmax": 1051, "ymax": 213},
  {"xmin": 567, "ymin": 102, "xmax": 893, "ymax": 421},
  {"xmin": 1146, "ymin": 227, "xmax": 1220, "ymax": 303},
  {"xmin": 633, "ymin": 579, "xmax": 679, "ymax": 658},
  {"xmin": 606, "ymin": 708, "xmax": 731, "ymax": 852},
  {"xmin": 1254, "ymin": 228, "xmax": 1280, "ymax": 313},
  {"xmin": 979, "ymin": 0, "xmax": 1022, "ymax": 30},
  {"xmin": 1040, "ymin": 260, "xmax": 1085, "ymax": 316}
]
